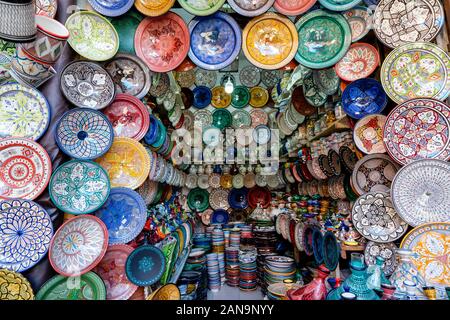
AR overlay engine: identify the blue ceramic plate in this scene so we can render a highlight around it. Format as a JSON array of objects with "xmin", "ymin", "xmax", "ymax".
[
  {"xmin": 323, "ymin": 231, "xmax": 339, "ymax": 271},
  {"xmin": 318, "ymin": 0, "xmax": 361, "ymax": 11},
  {"xmin": 94, "ymin": 187, "xmax": 147, "ymax": 245},
  {"xmin": 125, "ymin": 245, "xmax": 166, "ymax": 286},
  {"xmin": 211, "ymin": 209, "xmax": 229, "ymax": 224},
  {"xmin": 88, "ymin": 0, "xmax": 134, "ymax": 17},
  {"xmin": 312, "ymin": 228, "xmax": 324, "ymax": 264},
  {"xmin": 55, "ymin": 108, "xmax": 114, "ymax": 160},
  {"xmin": 144, "ymin": 115, "xmax": 159, "ymax": 146},
  {"xmin": 0, "ymin": 199, "xmax": 53, "ymax": 272},
  {"xmin": 342, "ymin": 78, "xmax": 387, "ymax": 119},
  {"xmin": 228, "ymin": 188, "xmax": 249, "ymax": 210},
  {"xmin": 188, "ymin": 12, "xmax": 242, "ymax": 71},
  {"xmin": 192, "ymin": 86, "xmax": 212, "ymax": 109}
]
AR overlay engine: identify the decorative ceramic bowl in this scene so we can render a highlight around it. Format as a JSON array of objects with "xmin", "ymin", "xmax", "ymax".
[
  {"xmin": 274, "ymin": 0, "xmax": 317, "ymax": 16},
  {"xmin": 228, "ymin": 0, "xmax": 275, "ymax": 17},
  {"xmin": 134, "ymin": 0, "xmax": 175, "ymax": 16},
  {"xmin": 35, "ymin": 0, "xmax": 58, "ymax": 18},
  {"xmin": 89, "ymin": 0, "xmax": 135, "ymax": 17}
]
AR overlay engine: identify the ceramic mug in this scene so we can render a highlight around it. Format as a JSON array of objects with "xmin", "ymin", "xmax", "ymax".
[{"xmin": 20, "ymin": 15, "xmax": 69, "ymax": 65}]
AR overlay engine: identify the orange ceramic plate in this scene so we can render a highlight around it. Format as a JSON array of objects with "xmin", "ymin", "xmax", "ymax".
[
  {"xmin": 96, "ymin": 137, "xmax": 150, "ymax": 189},
  {"xmin": 249, "ymin": 86, "xmax": 269, "ymax": 108},
  {"xmin": 134, "ymin": 0, "xmax": 175, "ymax": 16},
  {"xmin": 242, "ymin": 13, "xmax": 299, "ymax": 70},
  {"xmin": 211, "ymin": 86, "xmax": 231, "ymax": 108}
]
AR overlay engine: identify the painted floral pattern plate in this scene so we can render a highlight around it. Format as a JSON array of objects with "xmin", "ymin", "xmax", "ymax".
[
  {"xmin": 35, "ymin": 0, "xmax": 58, "ymax": 18},
  {"xmin": 88, "ymin": 0, "xmax": 134, "ymax": 17},
  {"xmin": 364, "ymin": 241, "xmax": 398, "ymax": 276},
  {"xmin": 354, "ymin": 114, "xmax": 387, "ymax": 154},
  {"xmin": 342, "ymin": 6, "xmax": 372, "ymax": 42},
  {"xmin": 335, "ymin": 43, "xmax": 380, "ymax": 82},
  {"xmin": 0, "ymin": 269, "xmax": 34, "ymax": 300}
]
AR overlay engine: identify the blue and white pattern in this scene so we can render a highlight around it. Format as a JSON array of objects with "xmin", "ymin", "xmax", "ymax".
[
  {"xmin": 0, "ymin": 199, "xmax": 53, "ymax": 272},
  {"xmin": 88, "ymin": 0, "xmax": 134, "ymax": 17},
  {"xmin": 55, "ymin": 108, "xmax": 114, "ymax": 160}
]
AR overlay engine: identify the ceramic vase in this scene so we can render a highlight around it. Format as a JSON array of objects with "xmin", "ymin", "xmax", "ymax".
[
  {"xmin": 366, "ymin": 256, "xmax": 391, "ymax": 291},
  {"xmin": 286, "ymin": 265, "xmax": 330, "ymax": 300},
  {"xmin": 389, "ymin": 249, "xmax": 426, "ymax": 299}
]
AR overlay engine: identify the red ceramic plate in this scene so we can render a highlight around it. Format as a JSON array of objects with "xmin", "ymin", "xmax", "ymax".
[
  {"xmin": 335, "ymin": 43, "xmax": 380, "ymax": 82},
  {"xmin": 274, "ymin": 0, "xmax": 317, "ymax": 16},
  {"xmin": 103, "ymin": 94, "xmax": 150, "ymax": 141},
  {"xmin": 135, "ymin": 12, "xmax": 190, "ymax": 72},
  {"xmin": 248, "ymin": 186, "xmax": 272, "ymax": 208}
]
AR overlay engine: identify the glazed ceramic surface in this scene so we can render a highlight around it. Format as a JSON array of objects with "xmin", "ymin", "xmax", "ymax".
[
  {"xmin": 354, "ymin": 114, "xmax": 386, "ymax": 154},
  {"xmin": 383, "ymin": 98, "xmax": 450, "ymax": 165},
  {"xmin": 0, "ymin": 138, "xmax": 51, "ymax": 200},
  {"xmin": 391, "ymin": 159, "xmax": 450, "ymax": 227},
  {"xmin": 178, "ymin": 0, "xmax": 225, "ymax": 16},
  {"xmin": 274, "ymin": 0, "xmax": 317, "ymax": 15},
  {"xmin": 65, "ymin": 11, "xmax": 119, "ymax": 61},
  {"xmin": 335, "ymin": 43, "xmax": 379, "ymax": 82},
  {"xmin": 88, "ymin": 0, "xmax": 134, "ymax": 17},
  {"xmin": 380, "ymin": 42, "xmax": 450, "ymax": 104},
  {"xmin": 342, "ymin": 6, "xmax": 372, "ymax": 42},
  {"xmin": 35, "ymin": 0, "xmax": 58, "ymax": 18},
  {"xmin": 0, "ymin": 269, "xmax": 34, "ymax": 300},
  {"xmin": 228, "ymin": 0, "xmax": 274, "ymax": 16},
  {"xmin": 239, "ymin": 65, "xmax": 261, "ymax": 87},
  {"xmin": 209, "ymin": 188, "xmax": 230, "ymax": 210},
  {"xmin": 125, "ymin": 245, "xmax": 166, "ymax": 286},
  {"xmin": 134, "ymin": 0, "xmax": 175, "ymax": 16},
  {"xmin": 364, "ymin": 241, "xmax": 398, "ymax": 276},
  {"xmin": 318, "ymin": 0, "xmax": 361, "ymax": 11},
  {"xmin": 342, "ymin": 78, "xmax": 387, "ymax": 119},
  {"xmin": 195, "ymin": 68, "xmax": 218, "ymax": 87},
  {"xmin": 0, "ymin": 199, "xmax": 53, "ymax": 272},
  {"xmin": 49, "ymin": 160, "xmax": 110, "ymax": 215}
]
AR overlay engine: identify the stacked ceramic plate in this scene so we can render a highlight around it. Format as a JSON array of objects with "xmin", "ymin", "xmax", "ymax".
[
  {"xmin": 264, "ymin": 256, "xmax": 296, "ymax": 292},
  {"xmin": 254, "ymin": 225, "xmax": 278, "ymax": 287},
  {"xmin": 238, "ymin": 249, "xmax": 258, "ymax": 292},
  {"xmin": 225, "ymin": 247, "xmax": 240, "ymax": 287}
]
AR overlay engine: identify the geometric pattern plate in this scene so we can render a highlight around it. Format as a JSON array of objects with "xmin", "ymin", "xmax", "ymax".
[{"xmin": 364, "ymin": 241, "xmax": 398, "ymax": 276}]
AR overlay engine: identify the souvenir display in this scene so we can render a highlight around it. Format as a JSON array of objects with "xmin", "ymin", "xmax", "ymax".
[
  {"xmin": 0, "ymin": 138, "xmax": 51, "ymax": 200},
  {"xmin": 0, "ymin": 269, "xmax": 34, "ymax": 300},
  {"xmin": 342, "ymin": 78, "xmax": 387, "ymax": 119},
  {"xmin": 354, "ymin": 114, "xmax": 386, "ymax": 154},
  {"xmin": 335, "ymin": 43, "xmax": 380, "ymax": 82},
  {"xmin": 391, "ymin": 159, "xmax": 450, "ymax": 227},
  {"xmin": 125, "ymin": 245, "xmax": 166, "ymax": 286}
]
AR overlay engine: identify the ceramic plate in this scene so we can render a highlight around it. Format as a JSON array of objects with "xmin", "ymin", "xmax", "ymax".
[
  {"xmin": 383, "ymin": 98, "xmax": 450, "ymax": 165},
  {"xmin": 211, "ymin": 209, "xmax": 229, "ymax": 224},
  {"xmin": 109, "ymin": 13, "xmax": 140, "ymax": 54},
  {"xmin": 352, "ymin": 153, "xmax": 399, "ymax": 196},
  {"xmin": 342, "ymin": 78, "xmax": 387, "ymax": 119},
  {"xmin": 89, "ymin": 0, "xmax": 134, "ymax": 17},
  {"xmin": 55, "ymin": 108, "xmax": 114, "ymax": 160},
  {"xmin": 274, "ymin": 0, "xmax": 317, "ymax": 15},
  {"xmin": 202, "ymin": 126, "xmax": 221, "ymax": 147},
  {"xmin": 239, "ymin": 65, "xmax": 261, "ymax": 87},
  {"xmin": 0, "ymin": 84, "xmax": 50, "ymax": 140},
  {"xmin": 249, "ymin": 86, "xmax": 269, "ymax": 108},
  {"xmin": 192, "ymin": 86, "xmax": 212, "ymax": 109},
  {"xmin": 178, "ymin": 0, "xmax": 225, "ymax": 16},
  {"xmin": 95, "ymin": 188, "xmax": 147, "ymax": 245},
  {"xmin": 125, "ymin": 245, "xmax": 165, "ymax": 286},
  {"xmin": 312, "ymin": 68, "xmax": 340, "ymax": 96},
  {"xmin": 295, "ymin": 10, "xmax": 351, "ymax": 69},
  {"xmin": 364, "ymin": 241, "xmax": 398, "ymax": 276},
  {"xmin": 0, "ymin": 199, "xmax": 52, "ymax": 272},
  {"xmin": 102, "ymin": 94, "xmax": 150, "ymax": 141},
  {"xmin": 354, "ymin": 114, "xmax": 386, "ymax": 154},
  {"xmin": 253, "ymin": 125, "xmax": 271, "ymax": 144},
  {"xmin": 0, "ymin": 138, "xmax": 51, "ymax": 200},
  {"xmin": 248, "ymin": 186, "xmax": 271, "ymax": 208},
  {"xmin": 104, "ymin": 53, "xmax": 151, "ymax": 100},
  {"xmin": 60, "ymin": 61, "xmax": 116, "ymax": 110},
  {"xmin": 318, "ymin": 0, "xmax": 361, "ymax": 11},
  {"xmin": 303, "ymin": 74, "xmax": 327, "ymax": 107},
  {"xmin": 187, "ymin": 188, "xmax": 209, "ymax": 212},
  {"xmin": 95, "ymin": 137, "xmax": 150, "ymax": 190},
  {"xmin": 231, "ymin": 86, "xmax": 250, "ymax": 109},
  {"xmin": 135, "ymin": 12, "xmax": 190, "ymax": 72},
  {"xmin": 373, "ymin": 0, "xmax": 444, "ymax": 49},
  {"xmin": 149, "ymin": 73, "xmax": 170, "ymax": 97},
  {"xmin": 188, "ymin": 12, "xmax": 241, "ymax": 71},
  {"xmin": 66, "ymin": 10, "xmax": 119, "ymax": 61},
  {"xmin": 352, "ymin": 192, "xmax": 408, "ymax": 243},
  {"xmin": 380, "ymin": 42, "xmax": 450, "ymax": 104},
  {"xmin": 243, "ymin": 13, "xmax": 298, "ymax": 70},
  {"xmin": 148, "ymin": 283, "xmax": 180, "ymax": 300},
  {"xmin": 209, "ymin": 188, "xmax": 229, "ymax": 210},
  {"xmin": 391, "ymin": 159, "xmax": 450, "ymax": 227},
  {"xmin": 49, "ymin": 215, "xmax": 108, "ymax": 277},
  {"xmin": 342, "ymin": 6, "xmax": 372, "ymax": 42},
  {"xmin": 211, "ymin": 86, "xmax": 231, "ymax": 109},
  {"xmin": 335, "ymin": 43, "xmax": 379, "ymax": 82},
  {"xmin": 322, "ymin": 231, "xmax": 339, "ymax": 271},
  {"xmin": 134, "ymin": 0, "xmax": 175, "ymax": 17},
  {"xmin": 232, "ymin": 110, "xmax": 251, "ymax": 129},
  {"xmin": 212, "ymin": 109, "xmax": 232, "ymax": 130},
  {"xmin": 35, "ymin": 0, "xmax": 58, "ymax": 18},
  {"xmin": 249, "ymin": 109, "xmax": 268, "ymax": 128},
  {"xmin": 228, "ymin": 188, "xmax": 248, "ymax": 210},
  {"xmin": 195, "ymin": 69, "xmax": 217, "ymax": 87},
  {"xmin": 49, "ymin": 160, "xmax": 110, "ymax": 215},
  {"xmin": 400, "ymin": 222, "xmax": 449, "ymax": 299},
  {"xmin": 0, "ymin": 269, "xmax": 34, "ymax": 300},
  {"xmin": 228, "ymin": 0, "xmax": 275, "ymax": 16}
]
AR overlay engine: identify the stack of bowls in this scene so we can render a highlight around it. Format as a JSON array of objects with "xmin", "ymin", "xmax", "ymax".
[
  {"xmin": 254, "ymin": 226, "xmax": 278, "ymax": 287},
  {"xmin": 193, "ymin": 233, "xmax": 211, "ymax": 252},
  {"xmin": 224, "ymin": 229, "xmax": 230, "ymax": 248},
  {"xmin": 229, "ymin": 229, "xmax": 241, "ymax": 248},
  {"xmin": 206, "ymin": 253, "xmax": 221, "ymax": 292},
  {"xmin": 240, "ymin": 225, "xmax": 255, "ymax": 250},
  {"xmin": 225, "ymin": 247, "xmax": 240, "ymax": 287},
  {"xmin": 211, "ymin": 226, "xmax": 225, "ymax": 284},
  {"xmin": 264, "ymin": 256, "xmax": 296, "ymax": 294},
  {"xmin": 239, "ymin": 248, "xmax": 258, "ymax": 292}
]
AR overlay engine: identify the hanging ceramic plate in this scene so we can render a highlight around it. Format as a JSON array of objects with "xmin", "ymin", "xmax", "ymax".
[
  {"xmin": 303, "ymin": 74, "xmax": 327, "ymax": 107},
  {"xmin": 134, "ymin": 0, "xmax": 175, "ymax": 16},
  {"xmin": 55, "ymin": 108, "xmax": 114, "ymax": 160},
  {"xmin": 195, "ymin": 69, "xmax": 218, "ymax": 87},
  {"xmin": 202, "ymin": 126, "xmax": 221, "ymax": 147},
  {"xmin": 60, "ymin": 61, "xmax": 116, "ymax": 110},
  {"xmin": 208, "ymin": 173, "xmax": 221, "ymax": 189},
  {"xmin": 352, "ymin": 192, "xmax": 408, "ymax": 243},
  {"xmin": 0, "ymin": 269, "xmax": 34, "ymax": 300},
  {"xmin": 96, "ymin": 137, "xmax": 150, "ymax": 190},
  {"xmin": 373, "ymin": 0, "xmax": 444, "ymax": 49},
  {"xmin": 352, "ymin": 153, "xmax": 399, "ymax": 196},
  {"xmin": 95, "ymin": 188, "xmax": 147, "ymax": 245},
  {"xmin": 239, "ymin": 65, "xmax": 261, "ymax": 87},
  {"xmin": 0, "ymin": 84, "xmax": 50, "ymax": 140},
  {"xmin": 248, "ymin": 186, "xmax": 271, "ymax": 208},
  {"xmin": 274, "ymin": 0, "xmax": 317, "ymax": 16},
  {"xmin": 0, "ymin": 138, "xmax": 51, "ymax": 200},
  {"xmin": 318, "ymin": 0, "xmax": 360, "ymax": 10},
  {"xmin": 243, "ymin": 13, "xmax": 299, "ymax": 70},
  {"xmin": 232, "ymin": 174, "xmax": 245, "ymax": 189},
  {"xmin": 342, "ymin": 6, "xmax": 372, "ymax": 42},
  {"xmin": 312, "ymin": 68, "xmax": 340, "ymax": 96},
  {"xmin": 135, "ymin": 12, "xmax": 190, "ymax": 72},
  {"xmin": 228, "ymin": 0, "xmax": 275, "ymax": 16},
  {"xmin": 249, "ymin": 87, "xmax": 269, "ymax": 108},
  {"xmin": 231, "ymin": 86, "xmax": 250, "ymax": 109},
  {"xmin": 354, "ymin": 114, "xmax": 387, "ymax": 154},
  {"xmin": 212, "ymin": 109, "xmax": 232, "ymax": 130},
  {"xmin": 261, "ymin": 69, "xmax": 282, "ymax": 88},
  {"xmin": 383, "ymin": 98, "xmax": 450, "ymax": 165},
  {"xmin": 342, "ymin": 78, "xmax": 387, "ymax": 119},
  {"xmin": 104, "ymin": 53, "xmax": 151, "ymax": 100},
  {"xmin": 35, "ymin": 0, "xmax": 58, "ymax": 18},
  {"xmin": 66, "ymin": 10, "xmax": 119, "ymax": 61},
  {"xmin": 291, "ymin": 86, "xmax": 317, "ymax": 116},
  {"xmin": 295, "ymin": 10, "xmax": 351, "ymax": 69},
  {"xmin": 232, "ymin": 110, "xmax": 251, "ymax": 129},
  {"xmin": 178, "ymin": 0, "xmax": 225, "ymax": 16},
  {"xmin": 380, "ymin": 42, "xmax": 450, "ymax": 104},
  {"xmin": 187, "ymin": 188, "xmax": 209, "ymax": 212},
  {"xmin": 364, "ymin": 241, "xmax": 398, "ymax": 276},
  {"xmin": 211, "ymin": 209, "xmax": 229, "ymax": 224},
  {"xmin": 228, "ymin": 188, "xmax": 248, "ymax": 210},
  {"xmin": 253, "ymin": 125, "xmax": 271, "ymax": 144},
  {"xmin": 0, "ymin": 199, "xmax": 52, "ymax": 272},
  {"xmin": 192, "ymin": 86, "xmax": 212, "ymax": 109},
  {"xmin": 335, "ymin": 43, "xmax": 380, "ymax": 82},
  {"xmin": 400, "ymin": 222, "xmax": 449, "ymax": 299},
  {"xmin": 148, "ymin": 283, "xmax": 181, "ymax": 300},
  {"xmin": 36, "ymin": 271, "xmax": 106, "ymax": 300},
  {"xmin": 89, "ymin": 0, "xmax": 134, "ymax": 17},
  {"xmin": 49, "ymin": 160, "xmax": 110, "ymax": 215},
  {"xmin": 391, "ymin": 159, "xmax": 450, "ymax": 227},
  {"xmin": 250, "ymin": 109, "xmax": 268, "ymax": 128},
  {"xmin": 209, "ymin": 188, "xmax": 230, "ymax": 210},
  {"xmin": 312, "ymin": 228, "xmax": 324, "ymax": 264},
  {"xmin": 322, "ymin": 231, "xmax": 339, "ymax": 271},
  {"xmin": 211, "ymin": 86, "xmax": 231, "ymax": 109},
  {"xmin": 102, "ymin": 94, "xmax": 150, "ymax": 141},
  {"xmin": 188, "ymin": 12, "xmax": 241, "ymax": 71},
  {"xmin": 125, "ymin": 245, "xmax": 165, "ymax": 286},
  {"xmin": 49, "ymin": 215, "xmax": 108, "ymax": 277}
]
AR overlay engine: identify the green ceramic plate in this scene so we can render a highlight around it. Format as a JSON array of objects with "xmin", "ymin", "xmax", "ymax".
[
  {"xmin": 295, "ymin": 10, "xmax": 351, "ymax": 69},
  {"xmin": 110, "ymin": 13, "xmax": 141, "ymax": 54},
  {"xmin": 318, "ymin": 0, "xmax": 361, "ymax": 11},
  {"xmin": 232, "ymin": 110, "xmax": 251, "ymax": 129},
  {"xmin": 178, "ymin": 0, "xmax": 226, "ymax": 16},
  {"xmin": 187, "ymin": 188, "xmax": 210, "ymax": 212},
  {"xmin": 36, "ymin": 272, "xmax": 106, "ymax": 300},
  {"xmin": 212, "ymin": 109, "xmax": 232, "ymax": 130},
  {"xmin": 231, "ymin": 85, "xmax": 250, "ymax": 108}
]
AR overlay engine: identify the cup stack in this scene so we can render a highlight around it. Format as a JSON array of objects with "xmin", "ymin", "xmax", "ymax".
[
  {"xmin": 239, "ymin": 248, "xmax": 258, "ymax": 292},
  {"xmin": 225, "ymin": 247, "xmax": 240, "ymax": 287},
  {"xmin": 206, "ymin": 253, "xmax": 221, "ymax": 292},
  {"xmin": 263, "ymin": 256, "xmax": 296, "ymax": 295}
]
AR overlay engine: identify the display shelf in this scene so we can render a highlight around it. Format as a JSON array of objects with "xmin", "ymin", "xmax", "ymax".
[
  {"xmin": 340, "ymin": 244, "xmax": 366, "ymax": 260},
  {"xmin": 308, "ymin": 116, "xmax": 352, "ymax": 142}
]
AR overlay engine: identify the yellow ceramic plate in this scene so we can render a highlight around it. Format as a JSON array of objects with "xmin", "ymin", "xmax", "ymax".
[
  {"xmin": 211, "ymin": 86, "xmax": 231, "ymax": 109},
  {"xmin": 242, "ymin": 13, "xmax": 299, "ymax": 70},
  {"xmin": 220, "ymin": 174, "xmax": 233, "ymax": 189},
  {"xmin": 249, "ymin": 86, "xmax": 269, "ymax": 108},
  {"xmin": 146, "ymin": 283, "xmax": 181, "ymax": 300},
  {"xmin": 0, "ymin": 269, "xmax": 34, "ymax": 300},
  {"xmin": 176, "ymin": 228, "xmax": 184, "ymax": 256},
  {"xmin": 96, "ymin": 137, "xmax": 150, "ymax": 189},
  {"xmin": 134, "ymin": 0, "xmax": 175, "ymax": 17}
]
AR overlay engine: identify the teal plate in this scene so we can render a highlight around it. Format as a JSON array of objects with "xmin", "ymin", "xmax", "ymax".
[
  {"xmin": 231, "ymin": 85, "xmax": 250, "ymax": 108},
  {"xmin": 318, "ymin": 0, "xmax": 362, "ymax": 11},
  {"xmin": 187, "ymin": 187, "xmax": 210, "ymax": 212},
  {"xmin": 212, "ymin": 109, "xmax": 232, "ymax": 130}
]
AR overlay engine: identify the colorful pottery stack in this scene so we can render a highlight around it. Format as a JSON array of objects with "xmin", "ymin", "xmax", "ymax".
[
  {"xmin": 211, "ymin": 226, "xmax": 226, "ymax": 284},
  {"xmin": 239, "ymin": 225, "xmax": 255, "ymax": 250},
  {"xmin": 206, "ymin": 253, "xmax": 221, "ymax": 292},
  {"xmin": 263, "ymin": 256, "xmax": 296, "ymax": 294},
  {"xmin": 225, "ymin": 247, "xmax": 240, "ymax": 287},
  {"xmin": 229, "ymin": 229, "xmax": 241, "ymax": 248},
  {"xmin": 239, "ymin": 248, "xmax": 258, "ymax": 292},
  {"xmin": 254, "ymin": 226, "xmax": 278, "ymax": 287}
]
